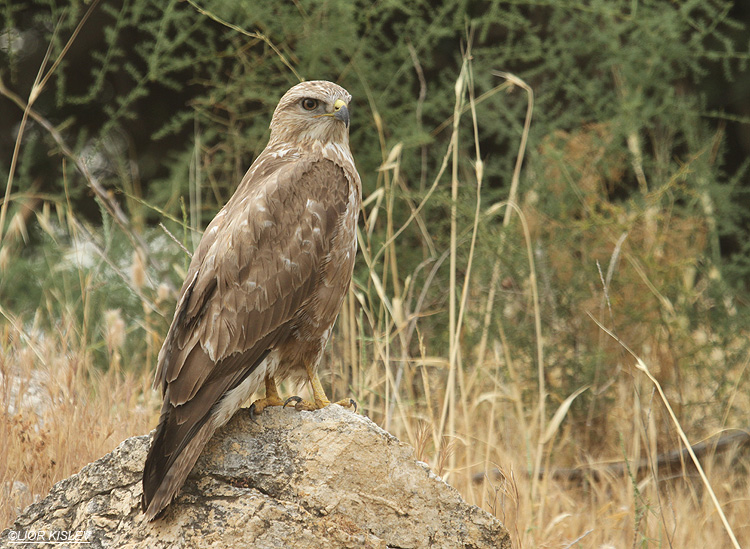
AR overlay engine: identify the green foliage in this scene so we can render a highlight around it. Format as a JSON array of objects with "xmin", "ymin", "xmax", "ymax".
[{"xmin": 1, "ymin": 0, "xmax": 749, "ymax": 434}]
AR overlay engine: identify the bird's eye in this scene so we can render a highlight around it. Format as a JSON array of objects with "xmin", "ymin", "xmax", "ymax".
[{"xmin": 301, "ymin": 98, "xmax": 319, "ymax": 111}]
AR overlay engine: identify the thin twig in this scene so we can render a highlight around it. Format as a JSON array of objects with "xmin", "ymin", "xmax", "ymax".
[
  {"xmin": 159, "ymin": 222, "xmax": 193, "ymax": 259},
  {"xmin": 563, "ymin": 529, "xmax": 594, "ymax": 549},
  {"xmin": 0, "ymin": 0, "xmax": 101, "ymax": 244},
  {"xmin": 0, "ymin": 80, "xmax": 150, "ymax": 264},
  {"xmin": 474, "ymin": 428, "xmax": 750, "ymax": 483},
  {"xmin": 184, "ymin": 0, "xmax": 301, "ymax": 82}
]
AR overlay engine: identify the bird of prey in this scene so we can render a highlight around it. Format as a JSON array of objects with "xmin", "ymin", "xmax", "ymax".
[{"xmin": 142, "ymin": 80, "xmax": 361, "ymax": 521}]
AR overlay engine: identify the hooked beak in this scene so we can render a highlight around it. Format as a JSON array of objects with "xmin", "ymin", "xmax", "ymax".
[{"xmin": 332, "ymin": 98, "xmax": 350, "ymax": 128}]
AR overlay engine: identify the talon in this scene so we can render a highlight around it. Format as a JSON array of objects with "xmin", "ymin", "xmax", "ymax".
[
  {"xmin": 284, "ymin": 395, "xmax": 302, "ymax": 408},
  {"xmin": 248, "ymin": 403, "xmax": 260, "ymax": 424},
  {"xmin": 333, "ymin": 397, "xmax": 357, "ymax": 412}
]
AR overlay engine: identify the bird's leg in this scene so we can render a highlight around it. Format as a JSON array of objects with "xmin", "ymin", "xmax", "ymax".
[
  {"xmin": 248, "ymin": 375, "xmax": 285, "ymax": 421},
  {"xmin": 308, "ymin": 368, "xmax": 332, "ymax": 409},
  {"xmin": 284, "ymin": 363, "xmax": 357, "ymax": 412}
]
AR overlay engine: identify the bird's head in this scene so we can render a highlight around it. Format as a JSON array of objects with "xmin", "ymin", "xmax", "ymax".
[{"xmin": 269, "ymin": 80, "xmax": 352, "ymax": 147}]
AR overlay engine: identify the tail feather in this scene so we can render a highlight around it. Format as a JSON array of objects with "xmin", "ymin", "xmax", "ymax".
[
  {"xmin": 142, "ymin": 411, "xmax": 217, "ymax": 521},
  {"xmin": 142, "ymin": 347, "xmax": 273, "ymax": 520}
]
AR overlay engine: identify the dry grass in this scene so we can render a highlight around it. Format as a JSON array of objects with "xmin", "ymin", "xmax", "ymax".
[
  {"xmin": 325, "ymin": 53, "xmax": 750, "ymax": 547},
  {"xmin": 2, "ymin": 33, "xmax": 750, "ymax": 549},
  {"xmin": 0, "ymin": 307, "xmax": 156, "ymax": 527}
]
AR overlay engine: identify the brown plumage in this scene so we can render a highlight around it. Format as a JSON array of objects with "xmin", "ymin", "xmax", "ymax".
[{"xmin": 142, "ymin": 81, "xmax": 361, "ymax": 521}]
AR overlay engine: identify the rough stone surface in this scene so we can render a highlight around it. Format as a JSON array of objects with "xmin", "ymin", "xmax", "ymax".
[{"xmin": 3, "ymin": 406, "xmax": 511, "ymax": 548}]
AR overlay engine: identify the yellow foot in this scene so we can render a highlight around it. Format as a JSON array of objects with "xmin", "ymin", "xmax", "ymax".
[
  {"xmin": 248, "ymin": 375, "xmax": 285, "ymax": 422},
  {"xmin": 283, "ymin": 395, "xmax": 357, "ymax": 412},
  {"xmin": 282, "ymin": 367, "xmax": 357, "ymax": 413},
  {"xmin": 248, "ymin": 394, "xmax": 285, "ymax": 421}
]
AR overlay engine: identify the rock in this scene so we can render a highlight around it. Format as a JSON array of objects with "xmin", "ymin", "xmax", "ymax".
[{"xmin": 2, "ymin": 405, "xmax": 511, "ymax": 548}]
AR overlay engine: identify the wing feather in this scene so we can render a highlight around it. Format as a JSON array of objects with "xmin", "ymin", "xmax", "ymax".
[{"xmin": 155, "ymin": 155, "xmax": 351, "ymax": 406}]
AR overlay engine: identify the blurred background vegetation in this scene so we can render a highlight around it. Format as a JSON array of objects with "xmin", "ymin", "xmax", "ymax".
[{"xmin": 2, "ymin": 0, "xmax": 750, "ymax": 545}]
